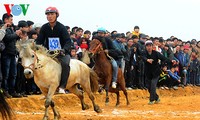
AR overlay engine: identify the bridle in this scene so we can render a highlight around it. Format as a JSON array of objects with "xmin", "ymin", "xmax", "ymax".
[
  {"xmin": 90, "ymin": 42, "xmax": 103, "ymax": 55},
  {"xmin": 22, "ymin": 51, "xmax": 39, "ymax": 72}
]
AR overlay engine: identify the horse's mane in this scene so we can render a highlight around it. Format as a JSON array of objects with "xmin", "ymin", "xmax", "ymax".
[{"xmin": 16, "ymin": 40, "xmax": 51, "ymax": 57}]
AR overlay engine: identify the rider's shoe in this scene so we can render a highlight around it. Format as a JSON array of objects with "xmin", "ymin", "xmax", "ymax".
[
  {"xmin": 58, "ymin": 88, "xmax": 66, "ymax": 94},
  {"xmin": 112, "ymin": 82, "xmax": 117, "ymax": 89}
]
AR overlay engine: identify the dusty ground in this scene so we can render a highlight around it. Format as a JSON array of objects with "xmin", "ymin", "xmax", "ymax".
[{"xmin": 6, "ymin": 86, "xmax": 200, "ymax": 120}]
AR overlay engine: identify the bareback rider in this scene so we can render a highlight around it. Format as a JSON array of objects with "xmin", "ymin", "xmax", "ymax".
[
  {"xmin": 96, "ymin": 27, "xmax": 121, "ymax": 88},
  {"xmin": 36, "ymin": 7, "xmax": 71, "ymax": 94}
]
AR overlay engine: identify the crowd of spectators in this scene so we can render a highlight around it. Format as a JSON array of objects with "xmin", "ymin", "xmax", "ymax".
[{"xmin": 0, "ymin": 13, "xmax": 199, "ymax": 98}]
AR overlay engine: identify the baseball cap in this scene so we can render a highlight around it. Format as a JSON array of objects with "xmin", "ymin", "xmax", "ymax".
[{"xmin": 145, "ymin": 40, "xmax": 153, "ymax": 46}]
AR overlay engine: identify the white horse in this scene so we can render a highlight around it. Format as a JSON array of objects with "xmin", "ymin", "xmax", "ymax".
[{"xmin": 16, "ymin": 41, "xmax": 102, "ymax": 120}]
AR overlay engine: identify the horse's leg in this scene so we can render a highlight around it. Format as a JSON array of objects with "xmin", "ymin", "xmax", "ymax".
[
  {"xmin": 43, "ymin": 86, "xmax": 59, "ymax": 120},
  {"xmin": 115, "ymin": 91, "xmax": 120, "ymax": 107},
  {"xmin": 69, "ymin": 84, "xmax": 89, "ymax": 110},
  {"xmin": 105, "ymin": 84, "xmax": 109, "ymax": 105},
  {"xmin": 50, "ymin": 100, "xmax": 61, "ymax": 120},
  {"xmin": 119, "ymin": 82, "xmax": 130, "ymax": 106},
  {"xmin": 43, "ymin": 98, "xmax": 50, "ymax": 120},
  {"xmin": 83, "ymin": 86, "xmax": 102, "ymax": 113}
]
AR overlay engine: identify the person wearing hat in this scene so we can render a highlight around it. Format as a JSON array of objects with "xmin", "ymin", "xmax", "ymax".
[
  {"xmin": 143, "ymin": 40, "xmax": 176, "ymax": 105},
  {"xmin": 18, "ymin": 20, "xmax": 29, "ymax": 40},
  {"xmin": 34, "ymin": 23, "xmax": 42, "ymax": 35},
  {"xmin": 96, "ymin": 27, "xmax": 121, "ymax": 89},
  {"xmin": 36, "ymin": 7, "xmax": 71, "ymax": 94},
  {"xmin": 135, "ymin": 34, "xmax": 147, "ymax": 90},
  {"xmin": 113, "ymin": 33, "xmax": 126, "ymax": 68}
]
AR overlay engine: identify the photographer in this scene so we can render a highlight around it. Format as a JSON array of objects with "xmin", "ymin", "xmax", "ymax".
[{"xmin": 1, "ymin": 13, "xmax": 22, "ymax": 98}]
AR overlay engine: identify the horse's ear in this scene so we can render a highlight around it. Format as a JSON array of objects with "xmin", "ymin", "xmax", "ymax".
[{"xmin": 30, "ymin": 41, "xmax": 38, "ymax": 51}]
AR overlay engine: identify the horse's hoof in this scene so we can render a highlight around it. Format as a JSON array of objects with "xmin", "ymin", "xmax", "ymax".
[
  {"xmin": 115, "ymin": 104, "xmax": 119, "ymax": 107},
  {"xmin": 82, "ymin": 104, "xmax": 89, "ymax": 110},
  {"xmin": 105, "ymin": 102, "xmax": 109, "ymax": 106},
  {"xmin": 94, "ymin": 105, "xmax": 102, "ymax": 113},
  {"xmin": 54, "ymin": 111, "xmax": 61, "ymax": 120},
  {"xmin": 43, "ymin": 116, "xmax": 48, "ymax": 120},
  {"xmin": 127, "ymin": 102, "xmax": 130, "ymax": 106},
  {"xmin": 54, "ymin": 116, "xmax": 60, "ymax": 120}
]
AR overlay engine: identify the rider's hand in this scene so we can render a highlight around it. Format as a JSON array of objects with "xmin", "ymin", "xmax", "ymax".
[{"xmin": 104, "ymin": 49, "xmax": 109, "ymax": 54}]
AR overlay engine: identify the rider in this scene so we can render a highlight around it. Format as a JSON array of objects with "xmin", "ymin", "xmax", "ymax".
[
  {"xmin": 96, "ymin": 27, "xmax": 121, "ymax": 88},
  {"xmin": 36, "ymin": 7, "xmax": 71, "ymax": 94}
]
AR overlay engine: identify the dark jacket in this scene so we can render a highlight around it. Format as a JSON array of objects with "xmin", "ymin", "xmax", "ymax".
[
  {"xmin": 142, "ymin": 50, "xmax": 171, "ymax": 79},
  {"xmin": 99, "ymin": 37, "xmax": 121, "ymax": 60},
  {"xmin": 2, "ymin": 28, "xmax": 19, "ymax": 55},
  {"xmin": 36, "ymin": 21, "xmax": 71, "ymax": 55}
]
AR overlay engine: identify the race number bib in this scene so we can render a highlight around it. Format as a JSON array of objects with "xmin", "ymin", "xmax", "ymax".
[{"xmin": 48, "ymin": 38, "xmax": 61, "ymax": 51}]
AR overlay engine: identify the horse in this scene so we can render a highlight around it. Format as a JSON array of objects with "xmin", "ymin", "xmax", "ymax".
[
  {"xmin": 0, "ymin": 90, "xmax": 13, "ymax": 120},
  {"xmin": 89, "ymin": 39, "xmax": 130, "ymax": 106},
  {"xmin": 16, "ymin": 41, "xmax": 102, "ymax": 120}
]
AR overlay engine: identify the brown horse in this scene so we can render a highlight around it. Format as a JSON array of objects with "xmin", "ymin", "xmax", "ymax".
[{"xmin": 89, "ymin": 39, "xmax": 130, "ymax": 106}]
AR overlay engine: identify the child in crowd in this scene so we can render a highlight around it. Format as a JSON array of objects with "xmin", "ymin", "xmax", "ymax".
[
  {"xmin": 167, "ymin": 64, "xmax": 181, "ymax": 90},
  {"xmin": 70, "ymin": 47, "xmax": 78, "ymax": 59},
  {"xmin": 158, "ymin": 63, "xmax": 170, "ymax": 90}
]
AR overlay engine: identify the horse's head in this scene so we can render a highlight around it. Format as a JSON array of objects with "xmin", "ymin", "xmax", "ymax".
[
  {"xmin": 89, "ymin": 39, "xmax": 103, "ymax": 56},
  {"xmin": 16, "ymin": 40, "xmax": 38, "ymax": 79}
]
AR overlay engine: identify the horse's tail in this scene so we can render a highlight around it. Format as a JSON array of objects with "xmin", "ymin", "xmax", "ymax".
[
  {"xmin": 0, "ymin": 90, "xmax": 13, "ymax": 120},
  {"xmin": 89, "ymin": 69, "xmax": 99, "ymax": 93}
]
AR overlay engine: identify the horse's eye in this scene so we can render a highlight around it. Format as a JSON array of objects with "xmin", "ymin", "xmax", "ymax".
[{"xmin": 32, "ymin": 55, "xmax": 34, "ymax": 58}]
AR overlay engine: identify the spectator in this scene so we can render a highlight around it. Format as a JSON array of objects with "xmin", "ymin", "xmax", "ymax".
[
  {"xmin": 70, "ymin": 47, "xmax": 78, "ymax": 59},
  {"xmin": 65, "ymin": 26, "xmax": 70, "ymax": 34},
  {"xmin": 137, "ymin": 34, "xmax": 147, "ymax": 89},
  {"xmin": 152, "ymin": 37, "xmax": 162, "ymax": 53},
  {"xmin": 80, "ymin": 38, "xmax": 90, "ymax": 65},
  {"xmin": 132, "ymin": 26, "xmax": 140, "ymax": 37},
  {"xmin": 124, "ymin": 38, "xmax": 134, "ymax": 89},
  {"xmin": 142, "ymin": 40, "xmax": 175, "ymax": 105},
  {"xmin": 27, "ymin": 20, "xmax": 34, "ymax": 32},
  {"xmin": 197, "ymin": 41, "xmax": 200, "ymax": 61},
  {"xmin": 28, "ymin": 29, "xmax": 38, "ymax": 40},
  {"xmin": 177, "ymin": 45, "xmax": 190, "ymax": 86},
  {"xmin": 167, "ymin": 64, "xmax": 181, "ymax": 90},
  {"xmin": 71, "ymin": 26, "xmax": 78, "ymax": 33},
  {"xmin": 0, "ymin": 20, "xmax": 9, "ymax": 91},
  {"xmin": 75, "ymin": 27, "xmax": 83, "ymax": 46},
  {"xmin": 158, "ymin": 63, "xmax": 169, "ymax": 90},
  {"xmin": 129, "ymin": 35, "xmax": 140, "ymax": 89},
  {"xmin": 1, "ymin": 13, "xmax": 22, "ymax": 98},
  {"xmin": 189, "ymin": 51, "xmax": 200, "ymax": 86},
  {"xmin": 113, "ymin": 33, "xmax": 126, "ymax": 69},
  {"xmin": 34, "ymin": 23, "xmax": 42, "ymax": 35}
]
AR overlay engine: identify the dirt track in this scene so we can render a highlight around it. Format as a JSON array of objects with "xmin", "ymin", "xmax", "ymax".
[{"xmin": 6, "ymin": 86, "xmax": 200, "ymax": 120}]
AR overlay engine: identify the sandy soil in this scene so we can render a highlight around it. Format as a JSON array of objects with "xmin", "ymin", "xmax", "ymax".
[{"xmin": 6, "ymin": 86, "xmax": 200, "ymax": 120}]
